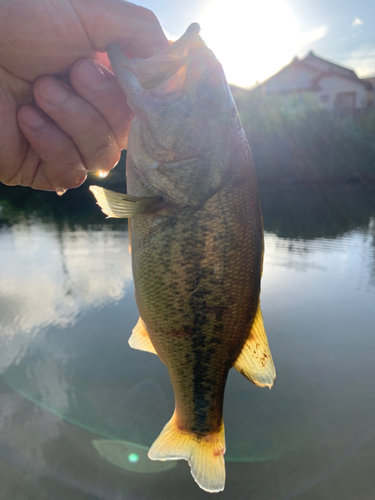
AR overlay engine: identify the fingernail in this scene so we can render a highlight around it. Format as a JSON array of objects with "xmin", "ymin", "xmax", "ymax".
[
  {"xmin": 19, "ymin": 106, "xmax": 45, "ymax": 129},
  {"xmin": 56, "ymin": 188, "xmax": 67, "ymax": 196},
  {"xmin": 77, "ymin": 60, "xmax": 108, "ymax": 90},
  {"xmin": 38, "ymin": 77, "xmax": 69, "ymax": 105}
]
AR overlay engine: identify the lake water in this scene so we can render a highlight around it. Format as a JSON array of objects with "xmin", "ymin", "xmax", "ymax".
[{"xmin": 0, "ymin": 185, "xmax": 375, "ymax": 499}]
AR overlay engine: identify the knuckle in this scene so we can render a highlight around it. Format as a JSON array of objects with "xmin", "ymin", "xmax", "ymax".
[
  {"xmin": 0, "ymin": 166, "xmax": 19, "ymax": 185},
  {"xmin": 2, "ymin": 157, "xmax": 39, "ymax": 188},
  {"xmin": 132, "ymin": 6, "xmax": 163, "ymax": 39},
  {"xmin": 135, "ymin": 5, "xmax": 158, "ymax": 23},
  {"xmin": 1, "ymin": 178, "xmax": 18, "ymax": 186},
  {"xmin": 143, "ymin": 8, "xmax": 158, "ymax": 24}
]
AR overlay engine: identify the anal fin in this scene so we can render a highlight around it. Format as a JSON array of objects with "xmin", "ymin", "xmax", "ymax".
[
  {"xmin": 128, "ymin": 218, "xmax": 132, "ymax": 255},
  {"xmin": 234, "ymin": 304, "xmax": 276, "ymax": 388},
  {"xmin": 129, "ymin": 317, "xmax": 157, "ymax": 355},
  {"xmin": 148, "ymin": 412, "xmax": 225, "ymax": 493}
]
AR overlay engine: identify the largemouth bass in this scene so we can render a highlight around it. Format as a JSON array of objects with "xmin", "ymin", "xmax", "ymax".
[{"xmin": 90, "ymin": 23, "xmax": 275, "ymax": 493}]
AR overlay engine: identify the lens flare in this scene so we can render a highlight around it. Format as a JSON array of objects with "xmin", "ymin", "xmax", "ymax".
[
  {"xmin": 128, "ymin": 453, "xmax": 139, "ymax": 463},
  {"xmin": 92, "ymin": 439, "xmax": 177, "ymax": 473}
]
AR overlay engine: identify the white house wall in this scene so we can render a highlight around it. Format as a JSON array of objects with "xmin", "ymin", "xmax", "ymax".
[
  {"xmin": 317, "ymin": 76, "xmax": 367, "ymax": 109},
  {"xmin": 265, "ymin": 66, "xmax": 319, "ymax": 93}
]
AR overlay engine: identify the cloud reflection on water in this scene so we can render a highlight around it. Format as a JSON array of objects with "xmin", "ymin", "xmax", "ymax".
[
  {"xmin": 264, "ymin": 222, "xmax": 375, "ymax": 287},
  {"xmin": 0, "ymin": 222, "xmax": 132, "ymax": 373}
]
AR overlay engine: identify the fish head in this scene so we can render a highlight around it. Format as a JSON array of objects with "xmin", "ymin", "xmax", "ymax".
[
  {"xmin": 107, "ymin": 24, "xmax": 240, "ymax": 206},
  {"xmin": 184, "ymin": 31, "xmax": 233, "ymax": 115}
]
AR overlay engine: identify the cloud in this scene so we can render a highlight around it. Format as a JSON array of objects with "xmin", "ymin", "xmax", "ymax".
[
  {"xmin": 352, "ymin": 17, "xmax": 364, "ymax": 28},
  {"xmin": 343, "ymin": 44, "xmax": 375, "ymax": 77},
  {"xmin": 197, "ymin": 0, "xmax": 329, "ymax": 87},
  {"xmin": 298, "ymin": 25, "xmax": 329, "ymax": 49}
]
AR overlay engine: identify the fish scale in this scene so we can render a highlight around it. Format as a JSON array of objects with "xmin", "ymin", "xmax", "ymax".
[{"xmin": 90, "ymin": 23, "xmax": 275, "ymax": 493}]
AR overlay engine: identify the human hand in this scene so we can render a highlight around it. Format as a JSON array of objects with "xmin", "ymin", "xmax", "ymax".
[{"xmin": 0, "ymin": 0, "xmax": 168, "ymax": 192}]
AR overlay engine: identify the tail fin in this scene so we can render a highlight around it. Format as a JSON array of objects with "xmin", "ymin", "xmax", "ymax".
[{"xmin": 148, "ymin": 413, "xmax": 226, "ymax": 493}]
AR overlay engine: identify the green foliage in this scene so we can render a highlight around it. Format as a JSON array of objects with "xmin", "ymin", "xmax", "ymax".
[
  {"xmin": 260, "ymin": 183, "xmax": 375, "ymax": 239},
  {"xmin": 237, "ymin": 92, "xmax": 375, "ymax": 186}
]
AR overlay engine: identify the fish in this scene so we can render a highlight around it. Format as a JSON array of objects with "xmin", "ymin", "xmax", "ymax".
[{"xmin": 90, "ymin": 23, "xmax": 276, "ymax": 493}]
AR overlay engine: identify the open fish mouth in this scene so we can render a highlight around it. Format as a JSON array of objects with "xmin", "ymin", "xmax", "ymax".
[
  {"xmin": 107, "ymin": 23, "xmax": 201, "ymax": 91},
  {"xmin": 106, "ymin": 22, "xmax": 228, "ymax": 103}
]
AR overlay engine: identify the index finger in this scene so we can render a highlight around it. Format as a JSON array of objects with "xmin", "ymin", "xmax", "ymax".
[{"xmin": 71, "ymin": 0, "xmax": 169, "ymax": 58}]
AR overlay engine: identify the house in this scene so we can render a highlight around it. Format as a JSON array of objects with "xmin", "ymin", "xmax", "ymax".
[
  {"xmin": 362, "ymin": 76, "xmax": 375, "ymax": 108},
  {"xmin": 254, "ymin": 51, "xmax": 374, "ymax": 110}
]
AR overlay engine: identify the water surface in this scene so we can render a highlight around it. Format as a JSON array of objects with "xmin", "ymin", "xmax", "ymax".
[{"xmin": 0, "ymin": 185, "xmax": 374, "ymax": 499}]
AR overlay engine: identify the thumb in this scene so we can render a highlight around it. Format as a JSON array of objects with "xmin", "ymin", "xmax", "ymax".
[{"xmin": 71, "ymin": 0, "xmax": 169, "ymax": 58}]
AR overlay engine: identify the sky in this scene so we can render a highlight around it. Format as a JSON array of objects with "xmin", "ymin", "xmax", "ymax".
[{"xmin": 137, "ymin": 0, "xmax": 375, "ymax": 88}]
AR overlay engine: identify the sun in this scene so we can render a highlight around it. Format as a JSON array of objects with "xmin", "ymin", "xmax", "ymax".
[{"xmin": 197, "ymin": 0, "xmax": 302, "ymax": 88}]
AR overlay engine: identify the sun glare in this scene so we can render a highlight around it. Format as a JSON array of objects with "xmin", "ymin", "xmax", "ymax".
[{"xmin": 197, "ymin": 0, "xmax": 322, "ymax": 88}]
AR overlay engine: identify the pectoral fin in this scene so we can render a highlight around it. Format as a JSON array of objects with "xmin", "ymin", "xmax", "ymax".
[
  {"xmin": 129, "ymin": 317, "xmax": 157, "ymax": 355},
  {"xmin": 90, "ymin": 186, "xmax": 163, "ymax": 218},
  {"xmin": 234, "ymin": 305, "xmax": 276, "ymax": 388}
]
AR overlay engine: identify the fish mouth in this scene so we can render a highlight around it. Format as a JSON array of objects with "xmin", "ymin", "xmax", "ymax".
[{"xmin": 107, "ymin": 23, "xmax": 207, "ymax": 93}]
